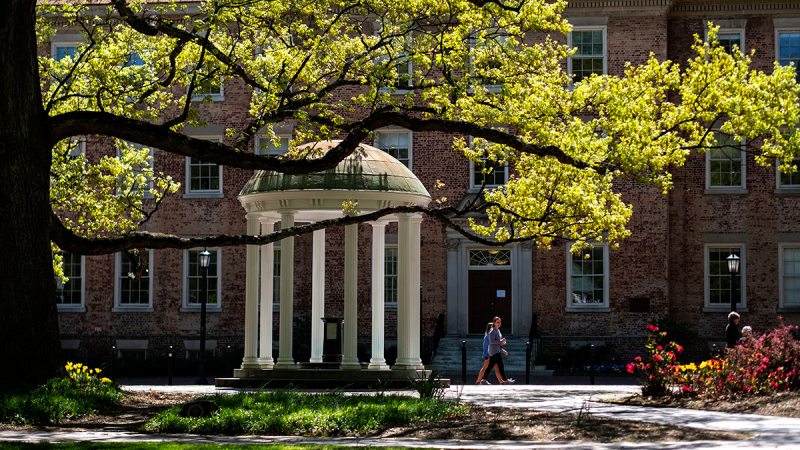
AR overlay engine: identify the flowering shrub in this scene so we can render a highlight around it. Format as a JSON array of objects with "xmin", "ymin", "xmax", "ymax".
[
  {"xmin": 64, "ymin": 362, "xmax": 113, "ymax": 386},
  {"xmin": 626, "ymin": 324, "xmax": 684, "ymax": 397}
]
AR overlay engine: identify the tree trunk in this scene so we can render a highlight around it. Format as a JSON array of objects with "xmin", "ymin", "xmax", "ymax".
[{"xmin": 0, "ymin": 0, "xmax": 61, "ymax": 391}]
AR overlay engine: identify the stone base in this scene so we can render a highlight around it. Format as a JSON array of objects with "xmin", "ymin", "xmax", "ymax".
[{"xmin": 219, "ymin": 367, "xmax": 448, "ymax": 389}]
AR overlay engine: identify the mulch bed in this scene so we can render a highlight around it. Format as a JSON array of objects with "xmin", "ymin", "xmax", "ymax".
[{"xmin": 613, "ymin": 390, "xmax": 800, "ymax": 418}]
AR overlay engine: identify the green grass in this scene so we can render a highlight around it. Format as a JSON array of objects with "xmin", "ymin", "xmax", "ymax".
[
  {"xmin": 144, "ymin": 391, "xmax": 465, "ymax": 436},
  {"xmin": 0, "ymin": 378, "xmax": 123, "ymax": 425},
  {"xmin": 0, "ymin": 444, "xmax": 404, "ymax": 450}
]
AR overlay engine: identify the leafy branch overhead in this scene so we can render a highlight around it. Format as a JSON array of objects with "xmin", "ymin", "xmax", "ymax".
[{"xmin": 38, "ymin": 0, "xmax": 800, "ymax": 253}]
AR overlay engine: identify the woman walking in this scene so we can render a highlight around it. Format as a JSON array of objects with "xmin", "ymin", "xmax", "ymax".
[
  {"xmin": 475, "ymin": 322, "xmax": 503, "ymax": 384},
  {"xmin": 485, "ymin": 316, "xmax": 515, "ymax": 384}
]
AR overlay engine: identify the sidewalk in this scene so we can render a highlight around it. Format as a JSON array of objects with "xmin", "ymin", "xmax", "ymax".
[{"xmin": 3, "ymin": 384, "xmax": 800, "ymax": 449}]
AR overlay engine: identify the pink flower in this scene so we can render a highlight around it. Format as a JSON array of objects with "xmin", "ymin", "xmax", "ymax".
[
  {"xmin": 763, "ymin": 357, "xmax": 770, "ymax": 363},
  {"xmin": 656, "ymin": 345, "xmax": 663, "ymax": 351},
  {"xmin": 626, "ymin": 363, "xmax": 635, "ymax": 374},
  {"xmin": 635, "ymin": 356, "xmax": 642, "ymax": 362},
  {"xmin": 675, "ymin": 344, "xmax": 684, "ymax": 354},
  {"xmin": 681, "ymin": 385, "xmax": 692, "ymax": 392},
  {"xmin": 647, "ymin": 324, "xmax": 659, "ymax": 332},
  {"xmin": 654, "ymin": 354, "xmax": 663, "ymax": 362}
]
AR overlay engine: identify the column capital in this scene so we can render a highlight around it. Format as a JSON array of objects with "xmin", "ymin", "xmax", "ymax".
[
  {"xmin": 259, "ymin": 216, "xmax": 279, "ymax": 226},
  {"xmin": 398, "ymin": 212, "xmax": 423, "ymax": 223},
  {"xmin": 367, "ymin": 218, "xmax": 390, "ymax": 227}
]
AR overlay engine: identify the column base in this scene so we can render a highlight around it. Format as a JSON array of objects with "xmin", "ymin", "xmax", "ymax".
[
  {"xmin": 340, "ymin": 357, "xmax": 361, "ymax": 370},
  {"xmin": 274, "ymin": 358, "xmax": 296, "ymax": 369},
  {"xmin": 308, "ymin": 356, "xmax": 323, "ymax": 364},
  {"xmin": 392, "ymin": 358, "xmax": 424, "ymax": 370},
  {"xmin": 240, "ymin": 357, "xmax": 260, "ymax": 370},
  {"xmin": 368, "ymin": 358, "xmax": 388, "ymax": 370},
  {"xmin": 257, "ymin": 358, "xmax": 274, "ymax": 369}
]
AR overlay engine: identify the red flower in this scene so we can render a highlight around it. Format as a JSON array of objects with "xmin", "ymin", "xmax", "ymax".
[
  {"xmin": 656, "ymin": 345, "xmax": 663, "ymax": 351},
  {"xmin": 675, "ymin": 344, "xmax": 684, "ymax": 354},
  {"xmin": 647, "ymin": 324, "xmax": 659, "ymax": 332},
  {"xmin": 653, "ymin": 354, "xmax": 663, "ymax": 362},
  {"xmin": 635, "ymin": 356, "xmax": 642, "ymax": 362},
  {"xmin": 763, "ymin": 357, "xmax": 770, "ymax": 364},
  {"xmin": 681, "ymin": 385, "xmax": 692, "ymax": 392},
  {"xmin": 626, "ymin": 363, "xmax": 635, "ymax": 374}
]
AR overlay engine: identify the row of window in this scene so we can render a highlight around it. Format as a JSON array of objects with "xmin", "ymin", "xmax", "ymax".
[
  {"xmin": 566, "ymin": 243, "xmax": 800, "ymax": 311},
  {"xmin": 56, "ymin": 247, "xmax": 402, "ymax": 311}
]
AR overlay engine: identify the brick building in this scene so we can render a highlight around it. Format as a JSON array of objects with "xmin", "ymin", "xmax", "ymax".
[{"xmin": 54, "ymin": 0, "xmax": 800, "ymax": 373}]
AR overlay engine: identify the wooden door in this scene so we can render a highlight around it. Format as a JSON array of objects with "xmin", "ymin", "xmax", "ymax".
[{"xmin": 468, "ymin": 270, "xmax": 512, "ymax": 334}]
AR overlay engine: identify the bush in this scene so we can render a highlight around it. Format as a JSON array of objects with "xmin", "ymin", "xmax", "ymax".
[
  {"xmin": 144, "ymin": 391, "xmax": 464, "ymax": 436},
  {"xmin": 626, "ymin": 324, "xmax": 685, "ymax": 397},
  {"xmin": 0, "ymin": 362, "xmax": 122, "ymax": 425}
]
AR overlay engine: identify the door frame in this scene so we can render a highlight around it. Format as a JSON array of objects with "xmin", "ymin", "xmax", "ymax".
[{"xmin": 445, "ymin": 230, "xmax": 533, "ymax": 337}]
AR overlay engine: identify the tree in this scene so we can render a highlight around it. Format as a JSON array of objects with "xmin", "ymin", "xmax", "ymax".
[{"xmin": 1, "ymin": 0, "xmax": 798, "ymax": 390}]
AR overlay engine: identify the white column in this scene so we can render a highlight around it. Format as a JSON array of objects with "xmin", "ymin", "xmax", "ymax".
[
  {"xmin": 394, "ymin": 213, "xmax": 424, "ymax": 369},
  {"xmin": 258, "ymin": 218, "xmax": 276, "ymax": 369},
  {"xmin": 241, "ymin": 214, "xmax": 261, "ymax": 369},
  {"xmin": 309, "ymin": 228, "xmax": 326, "ymax": 363},
  {"xmin": 340, "ymin": 223, "xmax": 361, "ymax": 370},
  {"xmin": 275, "ymin": 211, "xmax": 296, "ymax": 369},
  {"xmin": 368, "ymin": 220, "xmax": 389, "ymax": 369}
]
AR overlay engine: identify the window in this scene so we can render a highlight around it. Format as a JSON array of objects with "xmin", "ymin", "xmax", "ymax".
[
  {"xmin": 273, "ymin": 248, "xmax": 281, "ymax": 305},
  {"xmin": 706, "ymin": 132, "xmax": 745, "ymax": 190},
  {"xmin": 469, "ymin": 249, "xmax": 511, "ymax": 266},
  {"xmin": 385, "ymin": 246, "xmax": 398, "ymax": 304},
  {"xmin": 566, "ymin": 244, "xmax": 609, "ymax": 310},
  {"xmin": 777, "ymin": 158, "xmax": 800, "ymax": 189},
  {"xmin": 185, "ymin": 137, "xmax": 223, "ymax": 197},
  {"xmin": 716, "ymin": 29, "xmax": 745, "ymax": 53},
  {"xmin": 777, "ymin": 30, "xmax": 800, "ymax": 81},
  {"xmin": 374, "ymin": 129, "xmax": 412, "ymax": 168},
  {"xmin": 56, "ymin": 252, "xmax": 84, "ymax": 311},
  {"xmin": 114, "ymin": 250, "xmax": 153, "ymax": 311},
  {"xmin": 705, "ymin": 245, "xmax": 746, "ymax": 309},
  {"xmin": 780, "ymin": 245, "xmax": 800, "ymax": 308},
  {"xmin": 568, "ymin": 28, "xmax": 607, "ymax": 82},
  {"xmin": 52, "ymin": 42, "xmax": 78, "ymax": 61},
  {"xmin": 51, "ymin": 41, "xmax": 81, "ymax": 85},
  {"xmin": 469, "ymin": 137, "xmax": 508, "ymax": 189},
  {"xmin": 375, "ymin": 21, "xmax": 413, "ymax": 90},
  {"xmin": 183, "ymin": 248, "xmax": 221, "ymax": 310},
  {"xmin": 190, "ymin": 71, "xmax": 224, "ymax": 101},
  {"xmin": 255, "ymin": 134, "xmax": 290, "ymax": 156},
  {"xmin": 469, "ymin": 28, "xmax": 508, "ymax": 89},
  {"xmin": 117, "ymin": 143, "xmax": 154, "ymax": 197}
]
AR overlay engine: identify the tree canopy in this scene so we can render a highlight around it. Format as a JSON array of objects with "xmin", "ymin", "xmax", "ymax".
[{"xmin": 2, "ymin": 0, "xmax": 800, "ymax": 388}]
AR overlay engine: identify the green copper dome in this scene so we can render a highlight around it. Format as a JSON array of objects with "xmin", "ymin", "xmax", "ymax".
[{"xmin": 240, "ymin": 141, "xmax": 430, "ymax": 197}]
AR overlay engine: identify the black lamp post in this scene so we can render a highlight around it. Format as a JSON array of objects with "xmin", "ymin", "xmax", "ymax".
[
  {"xmin": 196, "ymin": 248, "xmax": 211, "ymax": 385},
  {"xmin": 727, "ymin": 253, "xmax": 740, "ymax": 313}
]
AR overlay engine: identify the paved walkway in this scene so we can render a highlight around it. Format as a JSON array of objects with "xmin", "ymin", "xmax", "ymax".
[{"xmin": 3, "ymin": 384, "xmax": 800, "ymax": 448}]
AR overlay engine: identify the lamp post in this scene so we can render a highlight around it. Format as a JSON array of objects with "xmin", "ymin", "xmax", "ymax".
[
  {"xmin": 196, "ymin": 248, "xmax": 211, "ymax": 385},
  {"xmin": 727, "ymin": 253, "xmax": 740, "ymax": 313}
]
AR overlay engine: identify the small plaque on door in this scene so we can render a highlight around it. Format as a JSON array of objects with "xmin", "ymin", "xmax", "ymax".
[{"xmin": 496, "ymin": 290, "xmax": 506, "ymax": 298}]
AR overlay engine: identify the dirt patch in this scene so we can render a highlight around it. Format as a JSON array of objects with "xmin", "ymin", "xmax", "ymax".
[
  {"xmin": 613, "ymin": 390, "xmax": 800, "ymax": 418},
  {"xmin": 373, "ymin": 405, "xmax": 746, "ymax": 442}
]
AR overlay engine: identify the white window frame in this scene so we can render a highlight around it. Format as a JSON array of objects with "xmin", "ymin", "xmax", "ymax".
[
  {"xmin": 51, "ymin": 40, "xmax": 81, "ymax": 61},
  {"xmin": 255, "ymin": 133, "xmax": 291, "ymax": 156},
  {"xmin": 713, "ymin": 28, "xmax": 746, "ymax": 53},
  {"xmin": 777, "ymin": 158, "xmax": 800, "ymax": 191},
  {"xmin": 66, "ymin": 138, "xmax": 86, "ymax": 160},
  {"xmin": 113, "ymin": 250, "xmax": 154, "ymax": 312},
  {"xmin": 567, "ymin": 27, "xmax": 608, "ymax": 82},
  {"xmin": 189, "ymin": 73, "xmax": 224, "ymax": 102},
  {"xmin": 776, "ymin": 27, "xmax": 800, "ymax": 81},
  {"xmin": 705, "ymin": 133, "xmax": 746, "ymax": 192},
  {"xmin": 184, "ymin": 136, "xmax": 223, "ymax": 198},
  {"xmin": 704, "ymin": 243, "xmax": 747, "ymax": 311},
  {"xmin": 117, "ymin": 143, "xmax": 154, "ymax": 198},
  {"xmin": 779, "ymin": 243, "xmax": 800, "ymax": 310},
  {"xmin": 374, "ymin": 21, "xmax": 413, "ymax": 93},
  {"xmin": 468, "ymin": 28, "xmax": 508, "ymax": 92},
  {"xmin": 374, "ymin": 127, "xmax": 413, "ymax": 169},
  {"xmin": 565, "ymin": 243, "xmax": 610, "ymax": 312},
  {"xmin": 182, "ymin": 248, "xmax": 222, "ymax": 312},
  {"xmin": 56, "ymin": 253, "xmax": 85, "ymax": 312},
  {"xmin": 468, "ymin": 136, "xmax": 509, "ymax": 191}
]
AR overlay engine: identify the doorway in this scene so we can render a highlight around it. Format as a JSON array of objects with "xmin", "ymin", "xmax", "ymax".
[{"xmin": 468, "ymin": 269, "xmax": 512, "ymax": 334}]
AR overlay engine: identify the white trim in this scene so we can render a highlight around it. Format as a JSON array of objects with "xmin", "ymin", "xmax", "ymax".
[
  {"xmin": 181, "ymin": 247, "xmax": 223, "ymax": 312},
  {"xmin": 116, "ymin": 143, "xmax": 154, "ymax": 198},
  {"xmin": 705, "ymin": 134, "xmax": 747, "ymax": 193},
  {"xmin": 384, "ymin": 244, "xmax": 399, "ymax": 307},
  {"xmin": 776, "ymin": 159, "xmax": 800, "ymax": 192},
  {"xmin": 374, "ymin": 127, "xmax": 413, "ymax": 170},
  {"xmin": 56, "ymin": 253, "xmax": 86, "ymax": 312},
  {"xmin": 779, "ymin": 243, "xmax": 800, "ymax": 310},
  {"xmin": 703, "ymin": 243, "xmax": 747, "ymax": 310},
  {"xmin": 113, "ymin": 250, "xmax": 154, "ymax": 312},
  {"xmin": 565, "ymin": 243, "xmax": 610, "ymax": 311},
  {"xmin": 567, "ymin": 26, "xmax": 608, "ymax": 81},
  {"xmin": 184, "ymin": 136, "xmax": 223, "ymax": 197},
  {"xmin": 189, "ymin": 76, "xmax": 224, "ymax": 102},
  {"xmin": 776, "ymin": 27, "xmax": 800, "ymax": 69},
  {"xmin": 51, "ymin": 40, "xmax": 81, "ymax": 61}
]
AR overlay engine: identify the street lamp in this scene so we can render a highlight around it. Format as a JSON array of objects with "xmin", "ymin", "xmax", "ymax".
[
  {"xmin": 727, "ymin": 253, "xmax": 740, "ymax": 313},
  {"xmin": 196, "ymin": 248, "xmax": 211, "ymax": 385}
]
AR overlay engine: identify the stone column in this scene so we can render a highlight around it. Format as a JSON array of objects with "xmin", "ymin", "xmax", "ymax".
[
  {"xmin": 394, "ymin": 213, "xmax": 424, "ymax": 369},
  {"xmin": 340, "ymin": 223, "xmax": 361, "ymax": 370},
  {"xmin": 258, "ymin": 218, "xmax": 276, "ymax": 368},
  {"xmin": 275, "ymin": 211, "xmax": 295, "ymax": 369},
  {"xmin": 241, "ymin": 214, "xmax": 261, "ymax": 369},
  {"xmin": 309, "ymin": 228, "xmax": 326, "ymax": 363},
  {"xmin": 368, "ymin": 220, "xmax": 389, "ymax": 369}
]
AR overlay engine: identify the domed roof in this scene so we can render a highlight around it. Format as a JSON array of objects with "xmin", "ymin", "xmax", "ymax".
[{"xmin": 238, "ymin": 140, "xmax": 430, "ymax": 214}]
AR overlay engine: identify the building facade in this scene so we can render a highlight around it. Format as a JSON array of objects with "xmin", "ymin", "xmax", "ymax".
[{"xmin": 54, "ymin": 0, "xmax": 800, "ymax": 371}]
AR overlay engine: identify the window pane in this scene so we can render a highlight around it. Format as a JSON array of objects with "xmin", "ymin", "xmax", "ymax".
[
  {"xmin": 119, "ymin": 250, "xmax": 150, "ymax": 305},
  {"xmin": 385, "ymin": 247, "xmax": 398, "ymax": 303},
  {"xmin": 570, "ymin": 246, "xmax": 605, "ymax": 305},
  {"xmin": 56, "ymin": 252, "xmax": 82, "ymax": 305},
  {"xmin": 708, "ymin": 247, "xmax": 741, "ymax": 305},
  {"xmin": 778, "ymin": 32, "xmax": 800, "ymax": 81},
  {"xmin": 375, "ymin": 131, "xmax": 411, "ymax": 168},
  {"xmin": 187, "ymin": 249, "xmax": 219, "ymax": 306},
  {"xmin": 189, "ymin": 158, "xmax": 221, "ymax": 192}
]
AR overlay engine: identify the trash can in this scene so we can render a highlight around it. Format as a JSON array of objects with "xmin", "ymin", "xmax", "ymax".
[{"xmin": 321, "ymin": 317, "xmax": 343, "ymax": 363}]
